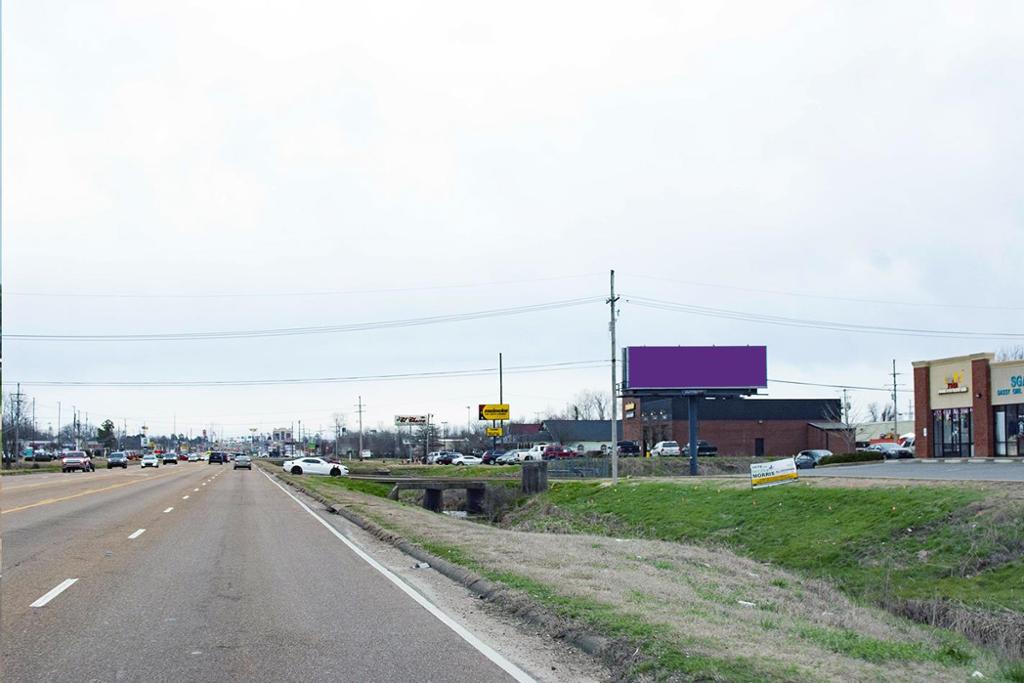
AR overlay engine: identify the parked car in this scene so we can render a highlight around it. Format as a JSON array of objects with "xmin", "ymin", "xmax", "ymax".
[
  {"xmin": 795, "ymin": 449, "xmax": 833, "ymax": 467},
  {"xmin": 651, "ymin": 441, "xmax": 681, "ymax": 456},
  {"xmin": 522, "ymin": 444, "xmax": 548, "ymax": 461},
  {"xmin": 616, "ymin": 440, "xmax": 641, "ymax": 456},
  {"xmin": 481, "ymin": 450, "xmax": 506, "ymax": 465},
  {"xmin": 867, "ymin": 443, "xmax": 914, "ymax": 459},
  {"xmin": 107, "ymin": 451, "xmax": 129, "ymax": 469},
  {"xmin": 452, "ymin": 454, "xmax": 482, "ymax": 466},
  {"xmin": 233, "ymin": 454, "xmax": 253, "ymax": 470},
  {"xmin": 282, "ymin": 457, "xmax": 348, "ymax": 476},
  {"xmin": 209, "ymin": 452, "xmax": 225, "ymax": 465},
  {"xmin": 496, "ymin": 451, "xmax": 521, "ymax": 465},
  {"xmin": 795, "ymin": 453, "xmax": 817, "ymax": 469},
  {"xmin": 682, "ymin": 441, "xmax": 719, "ymax": 456},
  {"xmin": 543, "ymin": 444, "xmax": 576, "ymax": 459},
  {"xmin": 437, "ymin": 451, "xmax": 464, "ymax": 465},
  {"xmin": 178, "ymin": 453, "xmax": 189, "ymax": 461},
  {"xmin": 61, "ymin": 450, "xmax": 95, "ymax": 473},
  {"xmin": 141, "ymin": 454, "xmax": 160, "ymax": 468}
]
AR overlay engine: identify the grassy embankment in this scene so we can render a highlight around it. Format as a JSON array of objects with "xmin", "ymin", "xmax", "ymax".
[{"xmin": 507, "ymin": 479, "xmax": 1024, "ymax": 658}]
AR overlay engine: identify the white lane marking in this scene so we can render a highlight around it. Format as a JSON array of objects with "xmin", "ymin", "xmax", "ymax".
[
  {"xmin": 202, "ymin": 483, "xmax": 207, "ymax": 486},
  {"xmin": 194, "ymin": 488, "xmax": 200, "ymax": 492},
  {"xmin": 182, "ymin": 495, "xmax": 190, "ymax": 500},
  {"xmin": 260, "ymin": 470, "xmax": 535, "ymax": 683},
  {"xmin": 163, "ymin": 507, "xmax": 174, "ymax": 513},
  {"xmin": 128, "ymin": 528, "xmax": 146, "ymax": 540},
  {"xmin": 31, "ymin": 578, "xmax": 78, "ymax": 607}
]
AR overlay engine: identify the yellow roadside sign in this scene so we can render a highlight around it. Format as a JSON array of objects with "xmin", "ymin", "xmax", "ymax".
[
  {"xmin": 485, "ymin": 427, "xmax": 504, "ymax": 437},
  {"xmin": 478, "ymin": 403, "xmax": 510, "ymax": 420}
]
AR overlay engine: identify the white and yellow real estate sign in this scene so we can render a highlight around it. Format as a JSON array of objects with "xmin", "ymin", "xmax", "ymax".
[{"xmin": 750, "ymin": 457, "xmax": 799, "ymax": 489}]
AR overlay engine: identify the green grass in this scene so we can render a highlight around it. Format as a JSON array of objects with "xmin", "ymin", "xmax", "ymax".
[
  {"xmin": 301, "ymin": 475, "xmax": 395, "ymax": 499},
  {"xmin": 796, "ymin": 625, "xmax": 970, "ymax": 665},
  {"xmin": 522, "ymin": 481, "xmax": 1024, "ymax": 613}
]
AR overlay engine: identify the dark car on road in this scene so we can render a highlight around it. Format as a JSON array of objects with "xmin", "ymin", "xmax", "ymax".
[
  {"xmin": 683, "ymin": 441, "xmax": 719, "ymax": 456},
  {"xmin": 616, "ymin": 440, "xmax": 641, "ymax": 456},
  {"xmin": 481, "ymin": 450, "xmax": 506, "ymax": 465},
  {"xmin": 107, "ymin": 451, "xmax": 129, "ymax": 469},
  {"xmin": 233, "ymin": 455, "xmax": 252, "ymax": 470},
  {"xmin": 209, "ymin": 452, "xmax": 225, "ymax": 465}
]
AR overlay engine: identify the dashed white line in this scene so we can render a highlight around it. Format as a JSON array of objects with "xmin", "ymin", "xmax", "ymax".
[
  {"xmin": 128, "ymin": 528, "xmax": 146, "ymax": 540},
  {"xmin": 163, "ymin": 507, "xmax": 174, "ymax": 513},
  {"xmin": 31, "ymin": 578, "xmax": 78, "ymax": 607},
  {"xmin": 194, "ymin": 488, "xmax": 200, "ymax": 492},
  {"xmin": 182, "ymin": 495, "xmax": 190, "ymax": 500}
]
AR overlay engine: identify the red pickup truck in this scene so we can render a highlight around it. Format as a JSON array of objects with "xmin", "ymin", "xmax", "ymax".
[{"xmin": 543, "ymin": 444, "xmax": 577, "ymax": 459}]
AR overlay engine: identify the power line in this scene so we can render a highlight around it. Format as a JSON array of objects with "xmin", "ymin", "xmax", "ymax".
[
  {"xmin": 5, "ymin": 273, "xmax": 601, "ymax": 299},
  {"xmin": 625, "ymin": 273, "xmax": 1024, "ymax": 312},
  {"xmin": 3, "ymin": 359, "xmax": 609, "ymax": 388},
  {"xmin": 4, "ymin": 297, "xmax": 602, "ymax": 342},
  {"xmin": 625, "ymin": 296, "xmax": 1024, "ymax": 341}
]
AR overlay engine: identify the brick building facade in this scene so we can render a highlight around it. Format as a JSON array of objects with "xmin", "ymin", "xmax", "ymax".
[
  {"xmin": 912, "ymin": 353, "xmax": 1024, "ymax": 458},
  {"xmin": 622, "ymin": 396, "xmax": 854, "ymax": 457}
]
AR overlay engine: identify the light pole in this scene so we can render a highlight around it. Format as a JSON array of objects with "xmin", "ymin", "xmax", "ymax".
[{"xmin": 250, "ymin": 427, "xmax": 257, "ymax": 454}]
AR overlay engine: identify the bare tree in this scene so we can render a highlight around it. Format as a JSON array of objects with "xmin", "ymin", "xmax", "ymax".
[{"xmin": 867, "ymin": 402, "xmax": 881, "ymax": 422}]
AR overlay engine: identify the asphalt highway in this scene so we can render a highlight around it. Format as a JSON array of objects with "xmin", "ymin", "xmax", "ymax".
[{"xmin": 2, "ymin": 462, "xmax": 526, "ymax": 682}]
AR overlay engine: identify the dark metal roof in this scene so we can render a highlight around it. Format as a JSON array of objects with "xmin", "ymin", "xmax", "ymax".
[
  {"xmin": 639, "ymin": 397, "xmax": 842, "ymax": 422},
  {"xmin": 539, "ymin": 420, "xmax": 624, "ymax": 442}
]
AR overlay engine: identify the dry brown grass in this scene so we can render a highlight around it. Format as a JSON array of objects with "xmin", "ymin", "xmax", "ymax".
[{"xmin": 321, "ymin": 485, "xmax": 1002, "ymax": 682}]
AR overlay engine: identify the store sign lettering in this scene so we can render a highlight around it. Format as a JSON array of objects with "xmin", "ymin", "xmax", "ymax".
[
  {"xmin": 996, "ymin": 375, "xmax": 1024, "ymax": 398},
  {"xmin": 938, "ymin": 369, "xmax": 969, "ymax": 395}
]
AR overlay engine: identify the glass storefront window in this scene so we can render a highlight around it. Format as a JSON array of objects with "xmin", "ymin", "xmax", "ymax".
[
  {"xmin": 994, "ymin": 404, "xmax": 1024, "ymax": 457},
  {"xmin": 932, "ymin": 408, "xmax": 973, "ymax": 457}
]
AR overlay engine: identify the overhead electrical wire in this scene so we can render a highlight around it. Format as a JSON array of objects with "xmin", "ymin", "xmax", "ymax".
[
  {"xmin": 5, "ymin": 273, "xmax": 601, "ymax": 299},
  {"xmin": 625, "ymin": 296, "xmax": 1024, "ymax": 341},
  {"xmin": 624, "ymin": 273, "xmax": 1024, "ymax": 312},
  {"xmin": 5, "ymin": 359, "xmax": 609, "ymax": 387},
  {"xmin": 4, "ymin": 297, "xmax": 602, "ymax": 342}
]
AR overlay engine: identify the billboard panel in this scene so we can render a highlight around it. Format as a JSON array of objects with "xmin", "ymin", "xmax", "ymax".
[{"xmin": 624, "ymin": 346, "xmax": 767, "ymax": 391}]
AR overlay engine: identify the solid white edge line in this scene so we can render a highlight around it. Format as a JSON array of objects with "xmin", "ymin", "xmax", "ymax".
[
  {"xmin": 260, "ymin": 469, "xmax": 535, "ymax": 683},
  {"xmin": 30, "ymin": 578, "xmax": 78, "ymax": 607},
  {"xmin": 128, "ymin": 528, "xmax": 146, "ymax": 540},
  {"xmin": 163, "ymin": 507, "xmax": 174, "ymax": 513},
  {"xmin": 182, "ymin": 495, "xmax": 189, "ymax": 500}
]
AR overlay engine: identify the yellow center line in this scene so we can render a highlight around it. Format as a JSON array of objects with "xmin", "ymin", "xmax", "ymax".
[{"xmin": 2, "ymin": 469, "xmax": 194, "ymax": 515}]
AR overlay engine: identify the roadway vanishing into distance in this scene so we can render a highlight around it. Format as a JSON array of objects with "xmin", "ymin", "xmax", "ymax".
[
  {"xmin": 2, "ymin": 463, "xmax": 529, "ymax": 682},
  {"xmin": 803, "ymin": 461, "xmax": 1024, "ymax": 482}
]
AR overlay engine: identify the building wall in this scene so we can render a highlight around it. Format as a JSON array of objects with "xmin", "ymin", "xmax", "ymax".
[
  {"xmin": 913, "ymin": 365, "xmax": 932, "ymax": 458},
  {"xmin": 990, "ymin": 360, "xmax": 1024, "ymax": 406},
  {"xmin": 973, "ymin": 357, "xmax": 994, "ymax": 457},
  {"xmin": 633, "ymin": 419, "xmax": 830, "ymax": 457}
]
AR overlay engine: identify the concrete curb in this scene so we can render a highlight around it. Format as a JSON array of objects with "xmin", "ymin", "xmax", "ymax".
[
  {"xmin": 815, "ymin": 460, "xmax": 885, "ymax": 469},
  {"xmin": 273, "ymin": 474, "xmax": 620, "ymax": 666}
]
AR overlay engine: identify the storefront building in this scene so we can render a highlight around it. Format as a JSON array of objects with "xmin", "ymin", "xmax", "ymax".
[{"xmin": 912, "ymin": 353, "xmax": 1024, "ymax": 458}]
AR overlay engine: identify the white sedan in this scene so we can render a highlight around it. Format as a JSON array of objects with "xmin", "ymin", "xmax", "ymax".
[
  {"xmin": 282, "ymin": 457, "xmax": 349, "ymax": 477},
  {"xmin": 141, "ymin": 454, "xmax": 160, "ymax": 468},
  {"xmin": 651, "ymin": 441, "xmax": 681, "ymax": 456},
  {"xmin": 452, "ymin": 454, "xmax": 482, "ymax": 466}
]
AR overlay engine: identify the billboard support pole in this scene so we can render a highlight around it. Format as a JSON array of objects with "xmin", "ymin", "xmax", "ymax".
[
  {"xmin": 608, "ymin": 270, "xmax": 620, "ymax": 485},
  {"xmin": 688, "ymin": 394, "xmax": 700, "ymax": 476}
]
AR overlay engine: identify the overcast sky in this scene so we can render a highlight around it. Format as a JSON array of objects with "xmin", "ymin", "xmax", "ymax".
[{"xmin": 4, "ymin": 1, "xmax": 1023, "ymax": 439}]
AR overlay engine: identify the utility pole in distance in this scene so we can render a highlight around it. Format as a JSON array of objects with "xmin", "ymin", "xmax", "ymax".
[
  {"xmin": 608, "ymin": 270, "xmax": 620, "ymax": 485},
  {"xmin": 891, "ymin": 359, "xmax": 900, "ymax": 440},
  {"xmin": 355, "ymin": 396, "xmax": 365, "ymax": 461}
]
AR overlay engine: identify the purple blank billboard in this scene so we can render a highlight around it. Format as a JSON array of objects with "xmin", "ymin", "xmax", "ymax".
[{"xmin": 624, "ymin": 346, "xmax": 767, "ymax": 390}]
